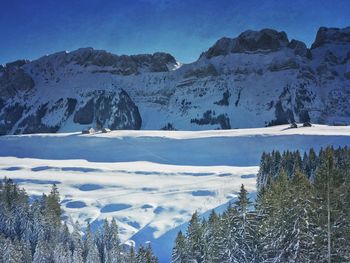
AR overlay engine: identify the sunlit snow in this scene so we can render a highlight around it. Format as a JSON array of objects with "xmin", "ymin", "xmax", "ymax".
[{"xmin": 0, "ymin": 124, "xmax": 349, "ymax": 262}]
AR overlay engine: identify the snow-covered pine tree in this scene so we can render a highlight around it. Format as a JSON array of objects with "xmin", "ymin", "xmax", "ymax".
[
  {"xmin": 281, "ymin": 169, "xmax": 318, "ymax": 262},
  {"xmin": 33, "ymin": 236, "xmax": 52, "ymax": 263},
  {"xmin": 19, "ymin": 238, "xmax": 32, "ymax": 263},
  {"xmin": 314, "ymin": 147, "xmax": 350, "ymax": 262},
  {"xmin": 136, "ymin": 244, "xmax": 158, "ymax": 263},
  {"xmin": 53, "ymin": 242, "xmax": 72, "ymax": 263},
  {"xmin": 203, "ymin": 210, "xmax": 224, "ymax": 263},
  {"xmin": 2, "ymin": 238, "xmax": 23, "ymax": 263},
  {"xmin": 72, "ymin": 243, "xmax": 84, "ymax": 263},
  {"xmin": 171, "ymin": 231, "xmax": 188, "ymax": 263},
  {"xmin": 85, "ymin": 223, "xmax": 101, "ymax": 263},
  {"xmin": 257, "ymin": 168, "xmax": 292, "ymax": 262},
  {"xmin": 127, "ymin": 245, "xmax": 137, "ymax": 263},
  {"xmin": 220, "ymin": 203, "xmax": 241, "ymax": 262},
  {"xmin": 186, "ymin": 211, "xmax": 205, "ymax": 263},
  {"xmin": 106, "ymin": 218, "xmax": 122, "ymax": 263},
  {"xmin": 233, "ymin": 184, "xmax": 258, "ymax": 263},
  {"xmin": 46, "ymin": 184, "xmax": 62, "ymax": 227},
  {"xmin": 257, "ymin": 152, "xmax": 272, "ymax": 190},
  {"xmin": 0, "ymin": 178, "xmax": 158, "ymax": 263},
  {"xmin": 70, "ymin": 221, "xmax": 84, "ymax": 263}
]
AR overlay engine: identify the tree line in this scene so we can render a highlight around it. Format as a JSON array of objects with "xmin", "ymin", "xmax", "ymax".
[
  {"xmin": 0, "ymin": 178, "xmax": 158, "ymax": 263},
  {"xmin": 172, "ymin": 146, "xmax": 350, "ymax": 262}
]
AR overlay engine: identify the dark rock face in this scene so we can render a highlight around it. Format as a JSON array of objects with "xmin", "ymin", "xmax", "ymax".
[
  {"xmin": 214, "ymin": 90, "xmax": 230, "ymax": 106},
  {"xmin": 111, "ymin": 90, "xmax": 142, "ymax": 130},
  {"xmin": 311, "ymin": 26, "xmax": 350, "ymax": 49},
  {"xmin": 0, "ymin": 60, "xmax": 34, "ymax": 99},
  {"xmin": 191, "ymin": 110, "xmax": 231, "ymax": 129},
  {"xmin": 266, "ymin": 84, "xmax": 315, "ymax": 126},
  {"xmin": 0, "ymin": 89, "xmax": 141, "ymax": 135},
  {"xmin": 267, "ymin": 101, "xmax": 295, "ymax": 126},
  {"xmin": 268, "ymin": 58, "xmax": 300, "ymax": 71},
  {"xmin": 64, "ymin": 48, "xmax": 176, "ymax": 75},
  {"xmin": 161, "ymin": 123, "xmax": 176, "ymax": 130},
  {"xmin": 14, "ymin": 98, "xmax": 77, "ymax": 134},
  {"xmin": 73, "ymin": 90, "xmax": 142, "ymax": 130},
  {"xmin": 233, "ymin": 29, "xmax": 289, "ymax": 53},
  {"xmin": 201, "ymin": 37, "xmax": 233, "ymax": 59},
  {"xmin": 299, "ymin": 110, "xmax": 311, "ymax": 123},
  {"xmin": 184, "ymin": 64, "xmax": 218, "ymax": 78},
  {"xmin": 0, "ymin": 103, "xmax": 25, "ymax": 135},
  {"xmin": 294, "ymin": 85, "xmax": 314, "ymax": 117},
  {"xmin": 16, "ymin": 104, "xmax": 59, "ymax": 134},
  {"xmin": 288, "ymin": 39, "xmax": 310, "ymax": 58},
  {"xmin": 74, "ymin": 99, "xmax": 94, "ymax": 125},
  {"xmin": 201, "ymin": 29, "xmax": 289, "ymax": 59}
]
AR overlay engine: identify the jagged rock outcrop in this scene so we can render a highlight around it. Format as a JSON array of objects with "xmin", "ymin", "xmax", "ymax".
[
  {"xmin": 311, "ymin": 26, "xmax": 350, "ymax": 49},
  {"xmin": 73, "ymin": 90, "xmax": 141, "ymax": 130},
  {"xmin": 0, "ymin": 60, "xmax": 34, "ymax": 99},
  {"xmin": 200, "ymin": 29, "xmax": 289, "ymax": 59}
]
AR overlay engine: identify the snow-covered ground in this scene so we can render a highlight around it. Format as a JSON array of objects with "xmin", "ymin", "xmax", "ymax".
[{"xmin": 0, "ymin": 124, "xmax": 349, "ymax": 262}]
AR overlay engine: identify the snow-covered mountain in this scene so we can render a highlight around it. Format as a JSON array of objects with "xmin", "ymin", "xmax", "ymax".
[{"xmin": 1, "ymin": 26, "xmax": 350, "ymax": 134}]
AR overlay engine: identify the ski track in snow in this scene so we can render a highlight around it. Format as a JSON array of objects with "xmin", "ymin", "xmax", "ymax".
[{"xmin": 0, "ymin": 124, "xmax": 349, "ymax": 262}]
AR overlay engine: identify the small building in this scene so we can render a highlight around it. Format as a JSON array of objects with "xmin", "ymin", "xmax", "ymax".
[
  {"xmin": 102, "ymin": 128, "xmax": 111, "ymax": 133},
  {"xmin": 82, "ymin": 127, "xmax": 95, "ymax": 134}
]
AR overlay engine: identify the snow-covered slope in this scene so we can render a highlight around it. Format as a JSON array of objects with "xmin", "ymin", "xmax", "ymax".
[
  {"xmin": 0, "ymin": 124, "xmax": 349, "ymax": 262},
  {"xmin": 1, "ymin": 26, "xmax": 350, "ymax": 134}
]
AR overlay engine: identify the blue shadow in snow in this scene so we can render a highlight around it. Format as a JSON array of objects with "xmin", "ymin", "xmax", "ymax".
[
  {"xmin": 100, "ymin": 203, "xmax": 132, "ymax": 213},
  {"xmin": 2, "ymin": 166, "xmax": 23, "ymax": 171},
  {"xmin": 191, "ymin": 190, "xmax": 216, "ymax": 197},
  {"xmin": 76, "ymin": 184, "xmax": 104, "ymax": 191},
  {"xmin": 66, "ymin": 201, "xmax": 87, "ymax": 208}
]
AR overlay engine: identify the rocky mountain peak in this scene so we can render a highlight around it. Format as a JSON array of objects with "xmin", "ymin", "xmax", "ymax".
[
  {"xmin": 200, "ymin": 28, "xmax": 289, "ymax": 59},
  {"xmin": 29, "ymin": 47, "xmax": 178, "ymax": 76},
  {"xmin": 69, "ymin": 48, "xmax": 177, "ymax": 73},
  {"xmin": 311, "ymin": 26, "xmax": 350, "ymax": 49},
  {"xmin": 0, "ymin": 59, "xmax": 34, "ymax": 99}
]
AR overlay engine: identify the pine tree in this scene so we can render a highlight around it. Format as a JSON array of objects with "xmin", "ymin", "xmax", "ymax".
[
  {"xmin": 33, "ymin": 237, "xmax": 52, "ymax": 263},
  {"xmin": 203, "ymin": 210, "xmax": 224, "ymax": 263},
  {"xmin": 136, "ymin": 244, "xmax": 158, "ymax": 263},
  {"xmin": 282, "ymin": 169, "xmax": 318, "ymax": 262},
  {"xmin": 46, "ymin": 184, "xmax": 62, "ymax": 226},
  {"xmin": 107, "ymin": 218, "xmax": 122, "ymax": 263},
  {"xmin": 128, "ymin": 245, "xmax": 137, "ymax": 263},
  {"xmin": 258, "ymin": 168, "xmax": 291, "ymax": 262},
  {"xmin": 85, "ymin": 223, "xmax": 101, "ymax": 263},
  {"xmin": 72, "ymin": 222, "xmax": 84, "ymax": 263},
  {"xmin": 86, "ymin": 240, "xmax": 101, "ymax": 263},
  {"xmin": 2, "ymin": 238, "xmax": 24, "ymax": 263},
  {"xmin": 0, "ymin": 178, "xmax": 151, "ymax": 263},
  {"xmin": 19, "ymin": 238, "xmax": 32, "ymax": 263},
  {"xmin": 53, "ymin": 242, "xmax": 72, "ymax": 263},
  {"xmin": 220, "ymin": 203, "xmax": 241, "ymax": 262},
  {"xmin": 186, "ymin": 211, "xmax": 205, "ymax": 263},
  {"xmin": 171, "ymin": 231, "xmax": 188, "ymax": 263},
  {"xmin": 314, "ymin": 147, "xmax": 350, "ymax": 262},
  {"xmin": 72, "ymin": 244, "xmax": 84, "ymax": 263},
  {"xmin": 232, "ymin": 184, "xmax": 259, "ymax": 263}
]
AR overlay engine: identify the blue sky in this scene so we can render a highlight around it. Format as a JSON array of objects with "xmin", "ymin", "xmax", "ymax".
[{"xmin": 0, "ymin": 0, "xmax": 349, "ymax": 64}]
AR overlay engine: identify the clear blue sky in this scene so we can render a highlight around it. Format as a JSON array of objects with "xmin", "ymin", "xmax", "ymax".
[{"xmin": 0, "ymin": 0, "xmax": 349, "ymax": 64}]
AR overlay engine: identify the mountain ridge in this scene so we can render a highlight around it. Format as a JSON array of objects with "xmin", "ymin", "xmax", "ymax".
[{"xmin": 1, "ymin": 26, "xmax": 350, "ymax": 134}]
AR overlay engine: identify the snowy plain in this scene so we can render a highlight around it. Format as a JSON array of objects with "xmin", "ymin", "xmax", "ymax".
[{"xmin": 0, "ymin": 124, "xmax": 349, "ymax": 262}]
